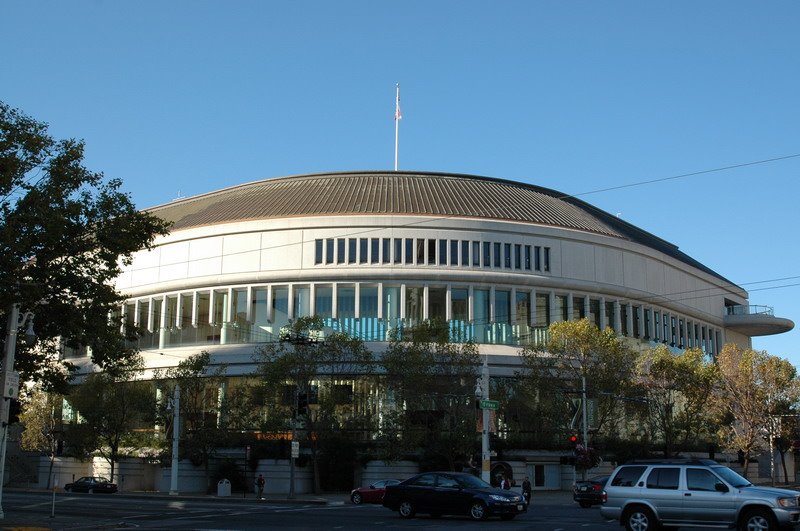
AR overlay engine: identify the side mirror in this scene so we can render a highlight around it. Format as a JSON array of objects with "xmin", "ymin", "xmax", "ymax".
[{"xmin": 715, "ymin": 482, "xmax": 729, "ymax": 493}]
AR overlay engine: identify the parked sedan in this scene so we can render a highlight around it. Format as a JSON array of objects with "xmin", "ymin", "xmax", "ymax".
[
  {"xmin": 64, "ymin": 476, "xmax": 118, "ymax": 494},
  {"xmin": 351, "ymin": 479, "xmax": 400, "ymax": 504},
  {"xmin": 383, "ymin": 471, "xmax": 527, "ymax": 521},
  {"xmin": 573, "ymin": 475, "xmax": 608, "ymax": 508}
]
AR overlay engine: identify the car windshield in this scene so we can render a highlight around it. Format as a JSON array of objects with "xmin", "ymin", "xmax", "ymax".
[
  {"xmin": 456, "ymin": 475, "xmax": 492, "ymax": 489},
  {"xmin": 712, "ymin": 466, "xmax": 751, "ymax": 488}
]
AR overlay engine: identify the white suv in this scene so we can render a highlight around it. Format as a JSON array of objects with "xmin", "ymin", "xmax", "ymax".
[{"xmin": 600, "ymin": 459, "xmax": 800, "ymax": 531}]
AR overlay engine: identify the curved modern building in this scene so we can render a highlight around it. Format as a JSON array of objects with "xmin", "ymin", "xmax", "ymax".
[{"xmin": 93, "ymin": 170, "xmax": 792, "ymax": 377}]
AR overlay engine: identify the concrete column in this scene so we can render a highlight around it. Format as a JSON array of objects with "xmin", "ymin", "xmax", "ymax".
[
  {"xmin": 331, "ymin": 284, "xmax": 338, "ymax": 319},
  {"xmin": 400, "ymin": 284, "xmax": 406, "ymax": 319},
  {"xmin": 625, "ymin": 303, "xmax": 634, "ymax": 336},
  {"xmin": 637, "ymin": 306, "xmax": 644, "ymax": 338},
  {"xmin": 446, "ymin": 285, "xmax": 452, "ymax": 321},
  {"xmin": 309, "ymin": 284, "xmax": 316, "ymax": 317},
  {"xmin": 489, "ymin": 287, "xmax": 496, "ymax": 323},
  {"xmin": 468, "ymin": 286, "xmax": 475, "ymax": 322},
  {"xmin": 549, "ymin": 291, "xmax": 557, "ymax": 323},
  {"xmin": 423, "ymin": 285, "xmax": 429, "ymax": 320},
  {"xmin": 376, "ymin": 283, "xmax": 383, "ymax": 319},
  {"xmin": 599, "ymin": 297, "xmax": 607, "ymax": 330},
  {"xmin": 613, "ymin": 300, "xmax": 621, "ymax": 333},
  {"xmin": 530, "ymin": 289, "xmax": 537, "ymax": 327},
  {"xmin": 353, "ymin": 284, "xmax": 360, "ymax": 319},
  {"xmin": 159, "ymin": 295, "xmax": 168, "ymax": 349},
  {"xmin": 510, "ymin": 287, "xmax": 517, "ymax": 324}
]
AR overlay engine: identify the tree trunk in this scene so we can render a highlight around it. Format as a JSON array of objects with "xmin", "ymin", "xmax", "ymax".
[{"xmin": 47, "ymin": 454, "xmax": 55, "ymax": 490}]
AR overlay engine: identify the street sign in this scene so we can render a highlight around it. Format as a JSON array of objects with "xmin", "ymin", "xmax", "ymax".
[
  {"xmin": 479, "ymin": 399, "xmax": 499, "ymax": 410},
  {"xmin": 2, "ymin": 371, "xmax": 19, "ymax": 399},
  {"xmin": 291, "ymin": 441, "xmax": 300, "ymax": 458}
]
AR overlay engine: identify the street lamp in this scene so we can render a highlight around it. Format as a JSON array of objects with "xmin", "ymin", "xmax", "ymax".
[
  {"xmin": 0, "ymin": 303, "xmax": 36, "ymax": 519},
  {"xmin": 475, "ymin": 356, "xmax": 491, "ymax": 483},
  {"xmin": 166, "ymin": 384, "xmax": 180, "ymax": 495}
]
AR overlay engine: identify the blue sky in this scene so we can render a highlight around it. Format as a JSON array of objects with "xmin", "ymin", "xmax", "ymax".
[{"xmin": 3, "ymin": 1, "xmax": 799, "ymax": 364}]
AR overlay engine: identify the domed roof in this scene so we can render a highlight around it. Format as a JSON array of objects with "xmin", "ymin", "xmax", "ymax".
[{"xmin": 147, "ymin": 171, "xmax": 731, "ymax": 284}]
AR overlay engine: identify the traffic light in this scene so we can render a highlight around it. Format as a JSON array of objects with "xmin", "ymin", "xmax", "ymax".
[
  {"xmin": 297, "ymin": 392, "xmax": 308, "ymax": 417},
  {"xmin": 569, "ymin": 434, "xmax": 579, "ymax": 444}
]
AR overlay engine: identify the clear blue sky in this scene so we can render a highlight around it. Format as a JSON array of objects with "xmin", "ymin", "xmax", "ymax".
[{"xmin": 3, "ymin": 1, "xmax": 799, "ymax": 364}]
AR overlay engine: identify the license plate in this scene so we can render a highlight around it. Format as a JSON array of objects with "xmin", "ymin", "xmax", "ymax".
[
  {"xmin": 517, "ymin": 504, "xmax": 523, "ymax": 511},
  {"xmin": 580, "ymin": 486, "xmax": 588, "ymax": 491}
]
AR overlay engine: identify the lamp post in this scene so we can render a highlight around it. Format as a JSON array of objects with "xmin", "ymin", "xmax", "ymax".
[
  {"xmin": 0, "ymin": 303, "xmax": 35, "ymax": 519},
  {"xmin": 475, "ymin": 356, "xmax": 491, "ymax": 483},
  {"xmin": 168, "ymin": 384, "xmax": 180, "ymax": 495}
]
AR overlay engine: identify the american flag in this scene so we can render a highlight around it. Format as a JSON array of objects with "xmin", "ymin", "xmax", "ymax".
[{"xmin": 395, "ymin": 95, "xmax": 402, "ymax": 121}]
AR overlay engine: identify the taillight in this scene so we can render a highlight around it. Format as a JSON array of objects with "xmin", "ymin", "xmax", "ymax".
[
  {"xmin": 601, "ymin": 491, "xmax": 607, "ymax": 504},
  {"xmin": 593, "ymin": 484, "xmax": 602, "ymax": 492}
]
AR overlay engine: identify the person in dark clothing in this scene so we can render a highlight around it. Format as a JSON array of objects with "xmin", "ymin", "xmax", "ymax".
[
  {"xmin": 522, "ymin": 476, "xmax": 532, "ymax": 503},
  {"xmin": 256, "ymin": 474, "xmax": 265, "ymax": 499}
]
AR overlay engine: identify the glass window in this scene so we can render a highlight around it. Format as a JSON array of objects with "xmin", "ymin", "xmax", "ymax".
[
  {"xmin": 516, "ymin": 291, "xmax": 531, "ymax": 327},
  {"xmin": 605, "ymin": 301, "xmax": 615, "ymax": 329},
  {"xmin": 410, "ymin": 474, "xmax": 436, "ymax": 487},
  {"xmin": 314, "ymin": 239, "xmax": 323, "ymax": 265},
  {"xmin": 294, "ymin": 287, "xmax": 311, "ymax": 318},
  {"xmin": 383, "ymin": 287, "xmax": 400, "ymax": 321},
  {"xmin": 611, "ymin": 466, "xmax": 647, "ymax": 487},
  {"xmin": 337, "ymin": 239, "xmax": 345, "ymax": 264},
  {"xmin": 590, "ymin": 299, "xmax": 601, "ymax": 328},
  {"xmin": 534, "ymin": 246, "xmax": 541, "ymax": 271},
  {"xmin": 544, "ymin": 247, "xmax": 551, "ymax": 272},
  {"xmin": 338, "ymin": 286, "xmax": 356, "ymax": 319},
  {"xmin": 405, "ymin": 238, "xmax": 414, "ymax": 264},
  {"xmin": 461, "ymin": 240, "xmax": 469, "ymax": 266},
  {"xmin": 555, "ymin": 295, "xmax": 568, "ymax": 321},
  {"xmin": 621, "ymin": 305, "xmax": 629, "ymax": 336},
  {"xmin": 382, "ymin": 238, "xmax": 391, "ymax": 263},
  {"xmin": 405, "ymin": 286, "xmax": 424, "ymax": 322},
  {"xmin": 504, "ymin": 243, "xmax": 511, "ymax": 268},
  {"xmin": 573, "ymin": 296, "xmax": 586, "ymax": 320},
  {"xmin": 451, "ymin": 288, "xmax": 468, "ymax": 321},
  {"xmin": 359, "ymin": 238, "xmax": 368, "ymax": 263},
  {"xmin": 514, "ymin": 244, "xmax": 521, "ymax": 269},
  {"xmin": 429, "ymin": 287, "xmax": 446, "ymax": 321},
  {"xmin": 483, "ymin": 242, "xmax": 491, "ymax": 268},
  {"xmin": 437, "ymin": 475, "xmax": 459, "ymax": 488},
  {"xmin": 272, "ymin": 287, "xmax": 289, "ymax": 328},
  {"xmin": 315, "ymin": 286, "xmax": 332, "ymax": 318},
  {"xmin": 535, "ymin": 293, "xmax": 549, "ymax": 327},
  {"xmin": 348, "ymin": 238, "xmax": 357, "ymax": 264},
  {"xmin": 474, "ymin": 289, "xmax": 490, "ymax": 324},
  {"xmin": 644, "ymin": 309, "xmax": 651, "ymax": 340},
  {"xmin": 252, "ymin": 288, "xmax": 268, "ymax": 326},
  {"xmin": 687, "ymin": 469, "xmax": 721, "ymax": 491},
  {"xmin": 646, "ymin": 468, "xmax": 680, "ymax": 490},
  {"xmin": 416, "ymin": 238, "xmax": 425, "ymax": 264},
  {"xmin": 439, "ymin": 239, "xmax": 448, "ymax": 265},
  {"xmin": 371, "ymin": 238, "xmax": 379, "ymax": 263},
  {"xmin": 493, "ymin": 242, "xmax": 501, "ymax": 267},
  {"xmin": 325, "ymin": 238, "xmax": 334, "ymax": 264},
  {"xmin": 524, "ymin": 245, "xmax": 531, "ymax": 270},
  {"xmin": 495, "ymin": 290, "xmax": 510, "ymax": 324},
  {"xmin": 428, "ymin": 239, "xmax": 436, "ymax": 265},
  {"xmin": 450, "ymin": 240, "xmax": 458, "ymax": 266},
  {"xmin": 633, "ymin": 307, "xmax": 641, "ymax": 339},
  {"xmin": 472, "ymin": 241, "xmax": 480, "ymax": 266},
  {"xmin": 394, "ymin": 238, "xmax": 402, "ymax": 264},
  {"xmin": 360, "ymin": 286, "xmax": 378, "ymax": 318}
]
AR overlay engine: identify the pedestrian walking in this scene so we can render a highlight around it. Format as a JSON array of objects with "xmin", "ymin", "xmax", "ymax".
[
  {"xmin": 522, "ymin": 476, "xmax": 532, "ymax": 503},
  {"xmin": 256, "ymin": 474, "xmax": 265, "ymax": 499}
]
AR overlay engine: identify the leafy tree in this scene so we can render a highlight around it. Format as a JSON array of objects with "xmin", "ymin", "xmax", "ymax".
[
  {"xmin": 520, "ymin": 319, "xmax": 637, "ymax": 442},
  {"xmin": 252, "ymin": 316, "xmax": 374, "ymax": 493},
  {"xmin": 155, "ymin": 351, "xmax": 251, "ymax": 492},
  {"xmin": 713, "ymin": 344, "xmax": 799, "ymax": 479},
  {"xmin": 636, "ymin": 345, "xmax": 718, "ymax": 457},
  {"xmin": 0, "ymin": 101, "xmax": 170, "ymax": 390},
  {"xmin": 66, "ymin": 356, "xmax": 157, "ymax": 482},
  {"xmin": 18, "ymin": 385, "xmax": 63, "ymax": 488},
  {"xmin": 380, "ymin": 320, "xmax": 479, "ymax": 472}
]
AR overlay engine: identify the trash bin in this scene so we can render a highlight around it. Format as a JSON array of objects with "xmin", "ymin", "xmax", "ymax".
[{"xmin": 217, "ymin": 478, "xmax": 231, "ymax": 497}]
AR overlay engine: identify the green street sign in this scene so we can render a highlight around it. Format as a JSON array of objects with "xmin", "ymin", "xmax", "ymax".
[{"xmin": 479, "ymin": 399, "xmax": 499, "ymax": 410}]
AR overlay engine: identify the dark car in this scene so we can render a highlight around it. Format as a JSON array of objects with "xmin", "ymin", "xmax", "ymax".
[
  {"xmin": 351, "ymin": 479, "xmax": 401, "ymax": 504},
  {"xmin": 573, "ymin": 475, "xmax": 609, "ymax": 508},
  {"xmin": 382, "ymin": 471, "xmax": 528, "ymax": 521},
  {"xmin": 64, "ymin": 476, "xmax": 118, "ymax": 494}
]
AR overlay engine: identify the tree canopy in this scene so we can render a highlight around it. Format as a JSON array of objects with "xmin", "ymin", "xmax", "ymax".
[{"xmin": 0, "ymin": 102, "xmax": 170, "ymax": 389}]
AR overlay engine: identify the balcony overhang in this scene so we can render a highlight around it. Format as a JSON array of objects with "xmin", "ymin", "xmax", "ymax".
[{"xmin": 723, "ymin": 313, "xmax": 794, "ymax": 337}]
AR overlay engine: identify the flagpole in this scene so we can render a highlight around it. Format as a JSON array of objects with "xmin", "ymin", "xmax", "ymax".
[{"xmin": 394, "ymin": 83, "xmax": 400, "ymax": 171}]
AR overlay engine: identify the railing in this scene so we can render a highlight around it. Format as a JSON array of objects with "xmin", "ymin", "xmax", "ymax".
[
  {"xmin": 726, "ymin": 305, "xmax": 774, "ymax": 316},
  {"xmin": 128, "ymin": 317, "xmax": 551, "ymax": 350}
]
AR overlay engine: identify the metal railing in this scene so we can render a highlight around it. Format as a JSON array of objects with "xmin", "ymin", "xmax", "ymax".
[{"xmin": 725, "ymin": 304, "xmax": 774, "ymax": 316}]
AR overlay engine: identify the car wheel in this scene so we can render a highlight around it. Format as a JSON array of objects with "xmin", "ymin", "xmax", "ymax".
[
  {"xmin": 398, "ymin": 500, "xmax": 416, "ymax": 519},
  {"xmin": 65, "ymin": 487, "xmax": 71, "ymax": 493},
  {"xmin": 469, "ymin": 501, "xmax": 488, "ymax": 521},
  {"xmin": 351, "ymin": 492, "xmax": 362, "ymax": 505},
  {"xmin": 88, "ymin": 488, "xmax": 94, "ymax": 494},
  {"xmin": 623, "ymin": 505, "xmax": 657, "ymax": 531},
  {"xmin": 500, "ymin": 514, "xmax": 516, "ymax": 520},
  {"xmin": 579, "ymin": 501, "xmax": 592, "ymax": 508},
  {"xmin": 738, "ymin": 508, "xmax": 777, "ymax": 531}
]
